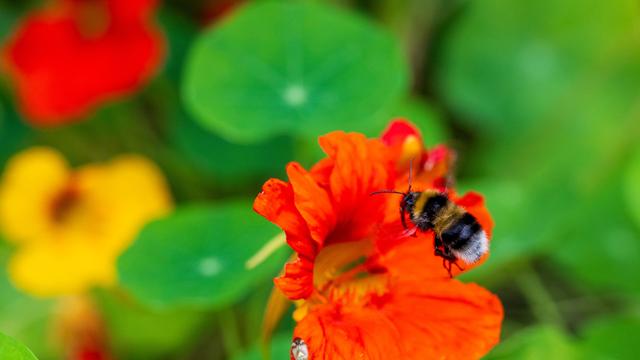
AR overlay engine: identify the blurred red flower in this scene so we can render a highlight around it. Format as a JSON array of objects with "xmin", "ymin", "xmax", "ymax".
[
  {"xmin": 1, "ymin": 0, "xmax": 164, "ymax": 125},
  {"xmin": 255, "ymin": 120, "xmax": 502, "ymax": 359}
]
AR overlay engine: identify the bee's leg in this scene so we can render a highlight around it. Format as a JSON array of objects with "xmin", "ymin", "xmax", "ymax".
[
  {"xmin": 400, "ymin": 207, "xmax": 408, "ymax": 230},
  {"xmin": 444, "ymin": 259, "xmax": 453, "ymax": 278},
  {"xmin": 434, "ymin": 234, "xmax": 444, "ymax": 254},
  {"xmin": 451, "ymin": 261, "xmax": 465, "ymax": 272},
  {"xmin": 441, "ymin": 245, "xmax": 459, "ymax": 278},
  {"xmin": 434, "ymin": 234, "xmax": 442, "ymax": 247}
]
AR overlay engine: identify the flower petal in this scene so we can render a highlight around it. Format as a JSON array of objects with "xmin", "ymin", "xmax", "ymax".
[
  {"xmin": 380, "ymin": 119, "xmax": 423, "ymax": 147},
  {"xmin": 0, "ymin": 147, "xmax": 69, "ymax": 244},
  {"xmin": 382, "ymin": 279, "xmax": 503, "ymax": 359},
  {"xmin": 254, "ymin": 179, "xmax": 316, "ymax": 259},
  {"xmin": 274, "ymin": 256, "xmax": 315, "ymax": 300},
  {"xmin": 319, "ymin": 131, "xmax": 391, "ymax": 213},
  {"xmin": 375, "ymin": 222, "xmax": 452, "ymax": 281},
  {"xmin": 294, "ymin": 304, "xmax": 404, "ymax": 360},
  {"xmin": 9, "ymin": 239, "xmax": 115, "ymax": 297},
  {"xmin": 318, "ymin": 131, "xmax": 395, "ymax": 241},
  {"xmin": 74, "ymin": 154, "xmax": 172, "ymax": 253},
  {"xmin": 294, "ymin": 278, "xmax": 503, "ymax": 360},
  {"xmin": 286, "ymin": 162, "xmax": 336, "ymax": 246},
  {"xmin": 2, "ymin": 0, "xmax": 164, "ymax": 124}
]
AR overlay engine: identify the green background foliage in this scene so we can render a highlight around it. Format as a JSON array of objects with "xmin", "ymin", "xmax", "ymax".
[
  {"xmin": 118, "ymin": 202, "xmax": 286, "ymax": 310},
  {"xmin": 0, "ymin": 0, "xmax": 638, "ymax": 358},
  {"xmin": 184, "ymin": 1, "xmax": 408, "ymax": 143},
  {"xmin": 0, "ymin": 332, "xmax": 39, "ymax": 360}
]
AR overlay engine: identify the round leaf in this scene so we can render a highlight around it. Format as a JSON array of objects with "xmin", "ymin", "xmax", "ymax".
[
  {"xmin": 171, "ymin": 114, "xmax": 292, "ymax": 185},
  {"xmin": 0, "ymin": 332, "xmax": 38, "ymax": 360},
  {"xmin": 118, "ymin": 201, "xmax": 288, "ymax": 310},
  {"xmin": 183, "ymin": 1, "xmax": 408, "ymax": 143}
]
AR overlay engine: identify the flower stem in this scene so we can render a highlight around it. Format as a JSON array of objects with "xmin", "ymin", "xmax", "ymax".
[{"xmin": 516, "ymin": 264, "xmax": 565, "ymax": 330}]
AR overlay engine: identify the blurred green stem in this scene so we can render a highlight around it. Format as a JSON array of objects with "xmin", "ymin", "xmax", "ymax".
[
  {"xmin": 218, "ymin": 308, "xmax": 242, "ymax": 358},
  {"xmin": 516, "ymin": 264, "xmax": 565, "ymax": 330}
]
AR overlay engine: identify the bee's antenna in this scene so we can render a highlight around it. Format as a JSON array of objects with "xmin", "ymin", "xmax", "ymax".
[
  {"xmin": 370, "ymin": 190, "xmax": 405, "ymax": 196},
  {"xmin": 407, "ymin": 157, "xmax": 415, "ymax": 192}
]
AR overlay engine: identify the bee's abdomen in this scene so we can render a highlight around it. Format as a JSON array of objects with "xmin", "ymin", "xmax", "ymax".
[
  {"xmin": 441, "ymin": 213, "xmax": 481, "ymax": 249},
  {"xmin": 441, "ymin": 212, "xmax": 488, "ymax": 264}
]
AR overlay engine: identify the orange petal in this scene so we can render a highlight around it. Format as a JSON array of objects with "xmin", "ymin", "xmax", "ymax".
[
  {"xmin": 318, "ymin": 131, "xmax": 394, "ymax": 240},
  {"xmin": 309, "ymin": 157, "xmax": 333, "ymax": 186},
  {"xmin": 286, "ymin": 163, "xmax": 336, "ymax": 246},
  {"xmin": 254, "ymin": 179, "xmax": 316, "ymax": 259},
  {"xmin": 383, "ymin": 279, "xmax": 503, "ymax": 359},
  {"xmin": 375, "ymin": 222, "xmax": 452, "ymax": 281},
  {"xmin": 294, "ymin": 279, "xmax": 503, "ymax": 360},
  {"xmin": 274, "ymin": 256, "xmax": 315, "ymax": 300},
  {"xmin": 294, "ymin": 304, "xmax": 404, "ymax": 360}
]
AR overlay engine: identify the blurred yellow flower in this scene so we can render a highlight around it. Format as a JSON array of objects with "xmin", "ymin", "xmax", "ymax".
[{"xmin": 0, "ymin": 147, "xmax": 172, "ymax": 297}]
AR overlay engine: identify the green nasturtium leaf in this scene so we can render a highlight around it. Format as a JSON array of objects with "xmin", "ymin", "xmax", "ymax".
[
  {"xmin": 171, "ymin": 113, "xmax": 293, "ymax": 186},
  {"xmin": 579, "ymin": 315, "xmax": 640, "ymax": 360},
  {"xmin": 183, "ymin": 1, "xmax": 408, "ymax": 143},
  {"xmin": 231, "ymin": 333, "xmax": 292, "ymax": 360},
  {"xmin": 625, "ymin": 149, "xmax": 640, "ymax": 228},
  {"xmin": 118, "ymin": 201, "xmax": 288, "ymax": 310},
  {"xmin": 0, "ymin": 332, "xmax": 39, "ymax": 360},
  {"xmin": 484, "ymin": 325, "xmax": 578, "ymax": 360}
]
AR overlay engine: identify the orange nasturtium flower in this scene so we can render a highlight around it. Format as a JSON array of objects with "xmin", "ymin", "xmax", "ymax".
[
  {"xmin": 0, "ymin": 147, "xmax": 172, "ymax": 297},
  {"xmin": 254, "ymin": 120, "xmax": 503, "ymax": 359}
]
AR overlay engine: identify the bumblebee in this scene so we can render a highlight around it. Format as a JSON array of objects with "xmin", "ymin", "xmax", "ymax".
[
  {"xmin": 291, "ymin": 337, "xmax": 309, "ymax": 360},
  {"xmin": 373, "ymin": 188, "xmax": 488, "ymax": 276}
]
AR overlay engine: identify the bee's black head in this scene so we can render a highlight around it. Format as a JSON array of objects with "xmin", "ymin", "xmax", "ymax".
[
  {"xmin": 400, "ymin": 191, "xmax": 419, "ymax": 213},
  {"xmin": 370, "ymin": 189, "xmax": 420, "ymax": 229}
]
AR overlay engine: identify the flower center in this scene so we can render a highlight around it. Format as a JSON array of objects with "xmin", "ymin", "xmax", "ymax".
[
  {"xmin": 50, "ymin": 184, "xmax": 81, "ymax": 225},
  {"xmin": 293, "ymin": 240, "xmax": 389, "ymax": 321},
  {"xmin": 315, "ymin": 240, "xmax": 388, "ymax": 301},
  {"xmin": 72, "ymin": 0, "xmax": 110, "ymax": 39}
]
